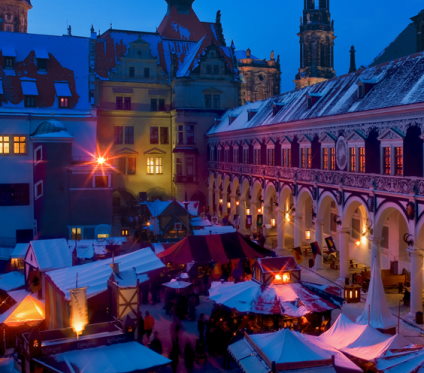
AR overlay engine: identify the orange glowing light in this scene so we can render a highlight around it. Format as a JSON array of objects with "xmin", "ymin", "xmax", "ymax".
[
  {"xmin": 355, "ymin": 240, "xmax": 361, "ymax": 247},
  {"xmin": 97, "ymin": 156, "xmax": 106, "ymax": 165},
  {"xmin": 275, "ymin": 274, "xmax": 282, "ymax": 281}
]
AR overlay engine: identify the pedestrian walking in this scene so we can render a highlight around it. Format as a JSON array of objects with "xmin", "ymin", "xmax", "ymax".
[{"xmin": 144, "ymin": 311, "xmax": 155, "ymax": 341}]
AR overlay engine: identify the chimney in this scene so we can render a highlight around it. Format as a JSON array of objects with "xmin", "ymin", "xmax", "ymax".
[{"xmin": 349, "ymin": 45, "xmax": 357, "ymax": 73}]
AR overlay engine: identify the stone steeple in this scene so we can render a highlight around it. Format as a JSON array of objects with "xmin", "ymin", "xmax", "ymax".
[
  {"xmin": 0, "ymin": 0, "xmax": 32, "ymax": 33},
  {"xmin": 349, "ymin": 45, "xmax": 357, "ymax": 73},
  {"xmin": 295, "ymin": 0, "xmax": 336, "ymax": 89}
]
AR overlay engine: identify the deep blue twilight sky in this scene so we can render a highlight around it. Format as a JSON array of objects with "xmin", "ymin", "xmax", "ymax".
[{"xmin": 28, "ymin": 0, "xmax": 423, "ymax": 92}]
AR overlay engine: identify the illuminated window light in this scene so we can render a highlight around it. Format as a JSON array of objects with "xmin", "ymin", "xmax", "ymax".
[
  {"xmin": 246, "ymin": 208, "xmax": 251, "ymax": 215},
  {"xmin": 305, "ymin": 230, "xmax": 311, "ymax": 240},
  {"xmin": 271, "ymin": 218, "xmax": 276, "ymax": 227},
  {"xmin": 227, "ymin": 202, "xmax": 231, "ymax": 209}
]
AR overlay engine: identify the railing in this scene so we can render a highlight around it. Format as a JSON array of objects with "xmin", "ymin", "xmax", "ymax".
[{"xmin": 209, "ymin": 161, "xmax": 424, "ymax": 196}]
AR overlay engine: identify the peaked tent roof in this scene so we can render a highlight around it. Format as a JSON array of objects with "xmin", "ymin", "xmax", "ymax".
[
  {"xmin": 27, "ymin": 238, "xmax": 72, "ymax": 272},
  {"xmin": 0, "ymin": 290, "xmax": 45, "ymax": 326},
  {"xmin": 229, "ymin": 329, "xmax": 361, "ymax": 373},
  {"xmin": 320, "ymin": 314, "xmax": 407, "ymax": 361},
  {"xmin": 158, "ymin": 232, "xmax": 274, "ymax": 264},
  {"xmin": 356, "ymin": 249, "xmax": 397, "ymax": 330},
  {"xmin": 376, "ymin": 347, "xmax": 424, "ymax": 373}
]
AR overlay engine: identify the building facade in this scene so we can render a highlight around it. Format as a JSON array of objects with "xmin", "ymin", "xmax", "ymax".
[
  {"xmin": 208, "ymin": 51, "xmax": 424, "ymax": 315},
  {"xmin": 0, "ymin": 31, "xmax": 112, "ymax": 246},
  {"xmin": 295, "ymin": 0, "xmax": 336, "ymax": 89},
  {"xmin": 237, "ymin": 49, "xmax": 281, "ymax": 105},
  {"xmin": 0, "ymin": 0, "xmax": 31, "ymax": 33},
  {"xmin": 95, "ymin": 0, "xmax": 241, "ymax": 213}
]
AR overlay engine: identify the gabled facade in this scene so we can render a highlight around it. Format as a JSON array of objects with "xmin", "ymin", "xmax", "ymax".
[{"xmin": 96, "ymin": 0, "xmax": 241, "ymax": 217}]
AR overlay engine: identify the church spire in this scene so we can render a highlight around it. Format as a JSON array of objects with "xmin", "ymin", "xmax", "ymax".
[
  {"xmin": 349, "ymin": 45, "xmax": 357, "ymax": 73},
  {"xmin": 295, "ymin": 0, "xmax": 336, "ymax": 89}
]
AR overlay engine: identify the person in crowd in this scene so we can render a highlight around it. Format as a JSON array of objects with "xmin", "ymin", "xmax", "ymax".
[
  {"xmin": 137, "ymin": 313, "xmax": 144, "ymax": 343},
  {"xmin": 144, "ymin": 311, "xmax": 155, "ymax": 341},
  {"xmin": 149, "ymin": 331, "xmax": 163, "ymax": 355},
  {"xmin": 184, "ymin": 341, "xmax": 195, "ymax": 373},
  {"xmin": 197, "ymin": 313, "xmax": 207, "ymax": 343}
]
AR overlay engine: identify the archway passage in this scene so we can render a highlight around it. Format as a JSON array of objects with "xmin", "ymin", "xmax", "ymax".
[
  {"xmin": 263, "ymin": 184, "xmax": 277, "ymax": 249},
  {"xmin": 278, "ymin": 187, "xmax": 295, "ymax": 251}
]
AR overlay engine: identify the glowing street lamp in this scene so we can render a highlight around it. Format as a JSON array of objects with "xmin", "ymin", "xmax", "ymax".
[
  {"xmin": 96, "ymin": 156, "xmax": 106, "ymax": 165},
  {"xmin": 227, "ymin": 202, "xmax": 231, "ymax": 209},
  {"xmin": 305, "ymin": 230, "xmax": 311, "ymax": 241},
  {"xmin": 271, "ymin": 218, "xmax": 276, "ymax": 227}
]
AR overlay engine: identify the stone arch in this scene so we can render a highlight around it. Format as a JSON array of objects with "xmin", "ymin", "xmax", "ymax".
[
  {"xmin": 263, "ymin": 183, "xmax": 278, "ymax": 248},
  {"xmin": 296, "ymin": 188, "xmax": 314, "ymax": 246},
  {"xmin": 317, "ymin": 191, "xmax": 340, "ymax": 249},
  {"xmin": 239, "ymin": 178, "xmax": 252, "ymax": 233},
  {"xmin": 374, "ymin": 202, "xmax": 410, "ymax": 272},
  {"xmin": 250, "ymin": 180, "xmax": 264, "ymax": 233},
  {"xmin": 279, "ymin": 185, "xmax": 295, "ymax": 248}
]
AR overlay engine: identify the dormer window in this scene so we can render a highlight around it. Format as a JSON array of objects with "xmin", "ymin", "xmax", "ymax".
[
  {"xmin": 4, "ymin": 56, "xmax": 15, "ymax": 69},
  {"xmin": 248, "ymin": 110, "xmax": 257, "ymax": 121},
  {"xmin": 35, "ymin": 50, "xmax": 49, "ymax": 72},
  {"xmin": 229, "ymin": 115, "xmax": 237, "ymax": 124},
  {"xmin": 21, "ymin": 78, "xmax": 38, "ymax": 108},
  {"xmin": 55, "ymin": 81, "xmax": 72, "ymax": 108},
  {"xmin": 272, "ymin": 103, "xmax": 284, "ymax": 116},
  {"xmin": 357, "ymin": 78, "xmax": 379, "ymax": 99},
  {"xmin": 306, "ymin": 93, "xmax": 322, "ymax": 109},
  {"xmin": 378, "ymin": 128, "xmax": 405, "ymax": 176}
]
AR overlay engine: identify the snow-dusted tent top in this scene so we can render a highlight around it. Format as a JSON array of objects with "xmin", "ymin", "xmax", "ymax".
[
  {"xmin": 229, "ymin": 328, "xmax": 361, "ymax": 373},
  {"xmin": 356, "ymin": 246, "xmax": 397, "ymax": 330},
  {"xmin": 376, "ymin": 347, "xmax": 424, "ymax": 372},
  {"xmin": 319, "ymin": 314, "xmax": 407, "ymax": 360},
  {"xmin": 52, "ymin": 341, "xmax": 171, "ymax": 373}
]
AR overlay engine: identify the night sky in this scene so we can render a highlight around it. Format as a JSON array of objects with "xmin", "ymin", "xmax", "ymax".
[{"xmin": 29, "ymin": 0, "xmax": 423, "ymax": 92}]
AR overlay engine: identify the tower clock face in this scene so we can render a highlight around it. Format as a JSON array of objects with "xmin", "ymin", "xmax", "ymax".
[{"xmin": 335, "ymin": 136, "xmax": 348, "ymax": 171}]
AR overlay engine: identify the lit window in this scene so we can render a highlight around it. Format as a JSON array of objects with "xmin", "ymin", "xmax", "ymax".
[
  {"xmin": 322, "ymin": 148, "xmax": 329, "ymax": 170},
  {"xmin": 59, "ymin": 97, "xmax": 69, "ymax": 108},
  {"xmin": 71, "ymin": 227, "xmax": 82, "ymax": 240},
  {"xmin": 0, "ymin": 136, "xmax": 10, "ymax": 154},
  {"xmin": 359, "ymin": 147, "xmax": 365, "ymax": 173},
  {"xmin": 282, "ymin": 148, "xmax": 291, "ymax": 167},
  {"xmin": 13, "ymin": 136, "xmax": 26, "ymax": 155},
  {"xmin": 301, "ymin": 148, "xmax": 311, "ymax": 168},
  {"xmin": 349, "ymin": 147, "xmax": 357, "ymax": 172},
  {"xmin": 330, "ymin": 148, "xmax": 336, "ymax": 170},
  {"xmin": 267, "ymin": 148, "xmax": 275, "ymax": 166},
  {"xmin": 147, "ymin": 157, "xmax": 163, "ymax": 175},
  {"xmin": 383, "ymin": 147, "xmax": 391, "ymax": 175},
  {"xmin": 394, "ymin": 146, "xmax": 403, "ymax": 176}
]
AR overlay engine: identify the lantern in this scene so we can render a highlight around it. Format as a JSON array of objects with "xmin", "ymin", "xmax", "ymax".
[
  {"xmin": 227, "ymin": 202, "xmax": 231, "ymax": 209},
  {"xmin": 219, "ymin": 198, "xmax": 223, "ymax": 205},
  {"xmin": 274, "ymin": 272, "xmax": 291, "ymax": 284},
  {"xmin": 305, "ymin": 230, "xmax": 311, "ymax": 240},
  {"xmin": 236, "ymin": 200, "xmax": 240, "ymax": 206},
  {"xmin": 344, "ymin": 284, "xmax": 361, "ymax": 303},
  {"xmin": 271, "ymin": 218, "xmax": 276, "ymax": 227},
  {"xmin": 246, "ymin": 208, "xmax": 251, "ymax": 215},
  {"xmin": 355, "ymin": 240, "xmax": 361, "ymax": 247},
  {"xmin": 121, "ymin": 229, "xmax": 129, "ymax": 237},
  {"xmin": 285, "ymin": 212, "xmax": 291, "ymax": 223}
]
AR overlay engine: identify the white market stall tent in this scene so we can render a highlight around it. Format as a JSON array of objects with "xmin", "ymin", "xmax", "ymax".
[{"xmin": 228, "ymin": 328, "xmax": 361, "ymax": 373}]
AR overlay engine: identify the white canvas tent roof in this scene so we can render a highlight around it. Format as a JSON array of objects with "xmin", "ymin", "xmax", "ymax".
[
  {"xmin": 356, "ymin": 249, "xmax": 397, "ymax": 330},
  {"xmin": 52, "ymin": 341, "xmax": 170, "ymax": 373},
  {"xmin": 319, "ymin": 314, "xmax": 407, "ymax": 360},
  {"xmin": 47, "ymin": 248, "xmax": 164, "ymax": 300},
  {"xmin": 229, "ymin": 329, "xmax": 361, "ymax": 373},
  {"xmin": 376, "ymin": 347, "xmax": 424, "ymax": 373}
]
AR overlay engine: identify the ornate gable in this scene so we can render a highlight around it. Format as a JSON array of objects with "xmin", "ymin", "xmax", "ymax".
[{"xmin": 144, "ymin": 147, "xmax": 166, "ymax": 155}]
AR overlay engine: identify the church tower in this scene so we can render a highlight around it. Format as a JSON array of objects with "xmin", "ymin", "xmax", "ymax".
[
  {"xmin": 295, "ymin": 0, "xmax": 336, "ymax": 90},
  {"xmin": 0, "ymin": 0, "xmax": 31, "ymax": 33}
]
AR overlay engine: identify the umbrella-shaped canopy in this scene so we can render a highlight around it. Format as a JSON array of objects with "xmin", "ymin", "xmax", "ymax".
[
  {"xmin": 158, "ymin": 232, "xmax": 274, "ymax": 265},
  {"xmin": 163, "ymin": 280, "xmax": 192, "ymax": 289},
  {"xmin": 209, "ymin": 280, "xmax": 342, "ymax": 317}
]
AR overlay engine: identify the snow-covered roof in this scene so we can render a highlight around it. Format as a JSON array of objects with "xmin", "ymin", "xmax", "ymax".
[
  {"xmin": 47, "ymin": 248, "xmax": 164, "ymax": 300},
  {"xmin": 0, "ymin": 271, "xmax": 24, "ymax": 291},
  {"xmin": 26, "ymin": 238, "xmax": 72, "ymax": 272},
  {"xmin": 192, "ymin": 225, "xmax": 236, "ymax": 235},
  {"xmin": 11, "ymin": 243, "xmax": 29, "ymax": 259},
  {"xmin": 0, "ymin": 32, "xmax": 91, "ymax": 112},
  {"xmin": 209, "ymin": 52, "xmax": 424, "ymax": 136},
  {"xmin": 52, "ymin": 341, "xmax": 171, "ymax": 373},
  {"xmin": 141, "ymin": 200, "xmax": 199, "ymax": 217}
]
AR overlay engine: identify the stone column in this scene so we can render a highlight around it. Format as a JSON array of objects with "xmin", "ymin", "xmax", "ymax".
[
  {"xmin": 293, "ymin": 214, "xmax": 302, "ymax": 248},
  {"xmin": 338, "ymin": 226, "xmax": 350, "ymax": 283},
  {"xmin": 409, "ymin": 247, "xmax": 424, "ymax": 315},
  {"xmin": 229, "ymin": 194, "xmax": 236, "ymax": 222},
  {"xmin": 277, "ymin": 208, "xmax": 284, "ymax": 254},
  {"xmin": 314, "ymin": 219, "xmax": 324, "ymax": 270},
  {"xmin": 222, "ymin": 192, "xmax": 229, "ymax": 217}
]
